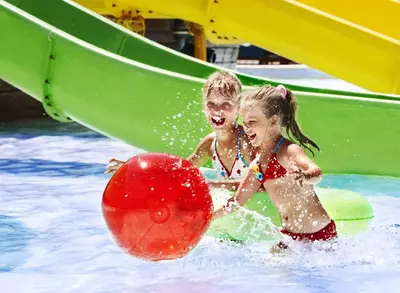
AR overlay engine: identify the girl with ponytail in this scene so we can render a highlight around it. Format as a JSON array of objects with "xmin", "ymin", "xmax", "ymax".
[{"xmin": 214, "ymin": 85, "xmax": 337, "ymax": 252}]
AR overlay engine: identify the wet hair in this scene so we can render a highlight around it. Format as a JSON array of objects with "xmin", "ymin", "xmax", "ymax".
[
  {"xmin": 241, "ymin": 85, "xmax": 320, "ymax": 156},
  {"xmin": 203, "ymin": 70, "xmax": 242, "ymax": 103}
]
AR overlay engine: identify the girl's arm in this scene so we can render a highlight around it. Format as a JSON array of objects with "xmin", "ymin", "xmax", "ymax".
[
  {"xmin": 207, "ymin": 180, "xmax": 241, "ymax": 192},
  {"xmin": 287, "ymin": 144, "xmax": 322, "ymax": 185},
  {"xmin": 213, "ymin": 165, "xmax": 261, "ymax": 218},
  {"xmin": 208, "ymin": 177, "xmax": 266, "ymax": 193},
  {"xmin": 187, "ymin": 133, "xmax": 214, "ymax": 168}
]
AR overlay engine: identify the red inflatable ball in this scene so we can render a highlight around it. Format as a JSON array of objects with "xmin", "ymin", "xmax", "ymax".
[{"xmin": 102, "ymin": 153, "xmax": 213, "ymax": 261}]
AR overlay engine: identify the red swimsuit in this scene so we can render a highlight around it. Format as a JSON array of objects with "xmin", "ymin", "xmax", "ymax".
[
  {"xmin": 254, "ymin": 137, "xmax": 337, "ymax": 242},
  {"xmin": 281, "ymin": 220, "xmax": 337, "ymax": 242},
  {"xmin": 253, "ymin": 137, "xmax": 287, "ymax": 183}
]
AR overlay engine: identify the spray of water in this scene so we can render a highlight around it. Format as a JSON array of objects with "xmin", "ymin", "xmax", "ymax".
[
  {"xmin": 209, "ymin": 188, "xmax": 281, "ymax": 240},
  {"xmin": 153, "ymin": 98, "xmax": 205, "ymax": 153}
]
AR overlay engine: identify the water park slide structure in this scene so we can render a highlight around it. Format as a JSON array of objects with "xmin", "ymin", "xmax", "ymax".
[
  {"xmin": 4, "ymin": 0, "xmax": 397, "ymax": 102},
  {"xmin": 295, "ymin": 0, "xmax": 400, "ymax": 41},
  {"xmin": 74, "ymin": 0, "xmax": 400, "ymax": 95},
  {"xmin": 1, "ymin": 1, "xmax": 400, "ymax": 179}
]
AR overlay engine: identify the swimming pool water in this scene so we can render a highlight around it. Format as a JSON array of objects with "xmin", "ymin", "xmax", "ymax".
[{"xmin": 1, "ymin": 116, "xmax": 400, "ymax": 293}]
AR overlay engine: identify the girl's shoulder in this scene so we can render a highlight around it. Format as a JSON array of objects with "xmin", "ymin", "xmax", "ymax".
[
  {"xmin": 196, "ymin": 132, "xmax": 216, "ymax": 156},
  {"xmin": 278, "ymin": 137, "xmax": 295, "ymax": 151},
  {"xmin": 279, "ymin": 138, "xmax": 312, "ymax": 166},
  {"xmin": 276, "ymin": 138, "xmax": 301, "ymax": 158},
  {"xmin": 201, "ymin": 132, "xmax": 216, "ymax": 145},
  {"xmin": 282, "ymin": 139, "xmax": 303, "ymax": 155}
]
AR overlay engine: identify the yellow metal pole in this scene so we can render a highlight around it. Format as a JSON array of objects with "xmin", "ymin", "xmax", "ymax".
[{"xmin": 185, "ymin": 21, "xmax": 207, "ymax": 61}]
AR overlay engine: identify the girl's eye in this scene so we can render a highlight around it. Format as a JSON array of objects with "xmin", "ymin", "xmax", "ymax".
[{"xmin": 222, "ymin": 103, "xmax": 233, "ymax": 110}]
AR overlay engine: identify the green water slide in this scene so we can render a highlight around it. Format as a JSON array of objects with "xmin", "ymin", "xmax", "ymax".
[
  {"xmin": 1, "ymin": 0, "xmax": 400, "ymax": 178},
  {"xmin": 4, "ymin": 0, "xmax": 400, "ymax": 100}
]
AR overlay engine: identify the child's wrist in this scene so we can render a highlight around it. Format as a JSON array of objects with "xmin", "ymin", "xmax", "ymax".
[
  {"xmin": 303, "ymin": 171, "xmax": 321, "ymax": 184},
  {"xmin": 223, "ymin": 197, "xmax": 239, "ymax": 213}
]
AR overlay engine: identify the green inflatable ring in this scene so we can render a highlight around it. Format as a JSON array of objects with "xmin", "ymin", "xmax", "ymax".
[{"xmin": 201, "ymin": 168, "xmax": 374, "ymax": 241}]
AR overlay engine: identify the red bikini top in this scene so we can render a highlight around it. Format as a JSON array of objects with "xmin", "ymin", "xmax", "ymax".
[{"xmin": 253, "ymin": 137, "xmax": 287, "ymax": 183}]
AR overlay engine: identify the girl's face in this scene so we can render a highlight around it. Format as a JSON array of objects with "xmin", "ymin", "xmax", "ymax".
[
  {"xmin": 204, "ymin": 91, "xmax": 238, "ymax": 130},
  {"xmin": 240, "ymin": 102, "xmax": 278, "ymax": 147}
]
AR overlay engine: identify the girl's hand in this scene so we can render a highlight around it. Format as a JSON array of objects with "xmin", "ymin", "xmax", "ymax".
[
  {"xmin": 287, "ymin": 144, "xmax": 322, "ymax": 185},
  {"xmin": 287, "ymin": 168, "xmax": 322, "ymax": 186},
  {"xmin": 213, "ymin": 208, "xmax": 226, "ymax": 219},
  {"xmin": 287, "ymin": 169, "xmax": 306, "ymax": 187},
  {"xmin": 105, "ymin": 158, "xmax": 125, "ymax": 174},
  {"xmin": 213, "ymin": 197, "xmax": 239, "ymax": 219}
]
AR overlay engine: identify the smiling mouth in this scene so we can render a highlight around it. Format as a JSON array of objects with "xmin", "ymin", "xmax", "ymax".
[
  {"xmin": 211, "ymin": 116, "xmax": 226, "ymax": 126},
  {"xmin": 248, "ymin": 133, "xmax": 257, "ymax": 141}
]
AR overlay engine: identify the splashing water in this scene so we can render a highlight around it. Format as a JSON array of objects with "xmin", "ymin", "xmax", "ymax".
[
  {"xmin": 210, "ymin": 188, "xmax": 281, "ymax": 239},
  {"xmin": 1, "ymin": 118, "xmax": 400, "ymax": 293},
  {"xmin": 153, "ymin": 99, "xmax": 207, "ymax": 153}
]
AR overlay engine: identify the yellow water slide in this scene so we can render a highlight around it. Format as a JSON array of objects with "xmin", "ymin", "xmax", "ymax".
[
  {"xmin": 296, "ymin": 0, "xmax": 400, "ymax": 41},
  {"xmin": 75, "ymin": 0, "xmax": 400, "ymax": 95}
]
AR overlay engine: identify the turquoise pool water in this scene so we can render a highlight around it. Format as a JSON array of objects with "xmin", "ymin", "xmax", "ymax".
[{"xmin": 1, "ymin": 117, "xmax": 400, "ymax": 293}]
